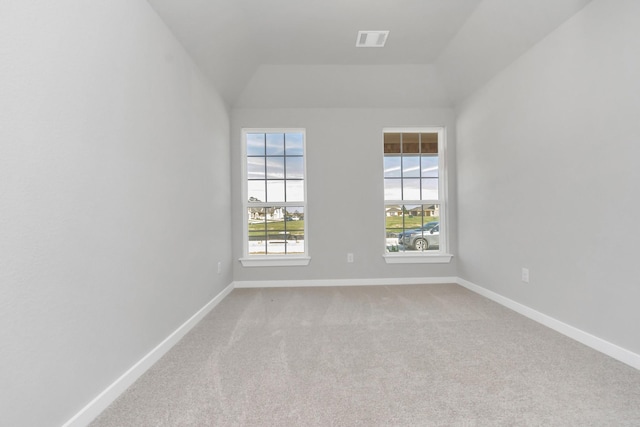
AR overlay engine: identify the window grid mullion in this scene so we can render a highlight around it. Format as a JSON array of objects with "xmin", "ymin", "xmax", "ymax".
[
  {"xmin": 262, "ymin": 134, "xmax": 268, "ymax": 204},
  {"xmin": 419, "ymin": 133, "xmax": 423, "ymax": 205},
  {"xmin": 283, "ymin": 134, "xmax": 288, "ymax": 253},
  {"xmin": 400, "ymin": 133, "xmax": 405, "ymax": 234}
]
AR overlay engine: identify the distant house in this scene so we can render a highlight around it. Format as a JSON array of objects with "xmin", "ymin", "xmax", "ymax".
[
  {"xmin": 407, "ymin": 205, "xmax": 439, "ymax": 217},
  {"xmin": 248, "ymin": 207, "xmax": 285, "ymax": 220},
  {"xmin": 386, "ymin": 206, "xmax": 441, "ymax": 217},
  {"xmin": 385, "ymin": 206, "xmax": 402, "ymax": 216}
]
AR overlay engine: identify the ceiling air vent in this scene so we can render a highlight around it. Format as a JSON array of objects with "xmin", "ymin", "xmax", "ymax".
[{"xmin": 356, "ymin": 31, "xmax": 389, "ymax": 47}]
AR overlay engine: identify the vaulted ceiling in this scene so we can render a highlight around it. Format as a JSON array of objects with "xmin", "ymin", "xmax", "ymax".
[{"xmin": 146, "ymin": 0, "xmax": 591, "ymax": 107}]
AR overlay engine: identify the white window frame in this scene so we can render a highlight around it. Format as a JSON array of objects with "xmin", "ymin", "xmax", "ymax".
[
  {"xmin": 382, "ymin": 127, "xmax": 452, "ymax": 264},
  {"xmin": 240, "ymin": 128, "xmax": 310, "ymax": 267}
]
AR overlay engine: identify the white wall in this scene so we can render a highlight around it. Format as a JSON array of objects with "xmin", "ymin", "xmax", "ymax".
[
  {"xmin": 0, "ymin": 1, "xmax": 231, "ymax": 425},
  {"xmin": 435, "ymin": 0, "xmax": 592, "ymax": 103},
  {"xmin": 231, "ymin": 108, "xmax": 458, "ymax": 282},
  {"xmin": 236, "ymin": 65, "xmax": 450, "ymax": 108},
  {"xmin": 456, "ymin": 0, "xmax": 640, "ymax": 354}
]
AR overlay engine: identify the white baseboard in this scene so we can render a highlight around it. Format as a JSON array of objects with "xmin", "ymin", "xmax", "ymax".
[
  {"xmin": 62, "ymin": 282, "xmax": 235, "ymax": 427},
  {"xmin": 233, "ymin": 276, "xmax": 459, "ymax": 288},
  {"xmin": 456, "ymin": 277, "xmax": 640, "ymax": 371}
]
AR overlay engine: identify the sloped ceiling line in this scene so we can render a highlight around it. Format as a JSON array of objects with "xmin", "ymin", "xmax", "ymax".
[{"xmin": 146, "ymin": 0, "xmax": 592, "ymax": 108}]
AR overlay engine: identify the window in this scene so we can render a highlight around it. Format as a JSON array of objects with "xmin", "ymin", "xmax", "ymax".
[
  {"xmin": 240, "ymin": 129, "xmax": 309, "ymax": 267},
  {"xmin": 383, "ymin": 128, "xmax": 452, "ymax": 263}
]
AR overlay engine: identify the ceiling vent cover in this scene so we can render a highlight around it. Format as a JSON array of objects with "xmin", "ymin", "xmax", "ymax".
[{"xmin": 356, "ymin": 31, "xmax": 389, "ymax": 47}]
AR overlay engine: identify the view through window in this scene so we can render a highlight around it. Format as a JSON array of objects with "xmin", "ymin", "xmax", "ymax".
[
  {"xmin": 244, "ymin": 130, "xmax": 307, "ymax": 257},
  {"xmin": 384, "ymin": 129, "xmax": 445, "ymax": 254}
]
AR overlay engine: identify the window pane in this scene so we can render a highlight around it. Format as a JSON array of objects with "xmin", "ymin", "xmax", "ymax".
[
  {"xmin": 421, "ymin": 133, "xmax": 438, "ymax": 154},
  {"xmin": 286, "ymin": 207, "xmax": 304, "ymax": 220},
  {"xmin": 403, "ymin": 178, "xmax": 420, "ymax": 200},
  {"xmin": 421, "ymin": 156, "xmax": 439, "ymax": 178},
  {"xmin": 247, "ymin": 180, "xmax": 265, "ymax": 202},
  {"xmin": 384, "ymin": 133, "xmax": 401, "ymax": 153},
  {"xmin": 423, "ymin": 204, "xmax": 440, "ymax": 222},
  {"xmin": 264, "ymin": 207, "xmax": 285, "ymax": 255},
  {"xmin": 286, "ymin": 157, "xmax": 304, "ymax": 179},
  {"xmin": 420, "ymin": 204, "xmax": 440, "ymax": 252},
  {"xmin": 266, "ymin": 133, "xmax": 284, "ymax": 155},
  {"xmin": 248, "ymin": 210, "xmax": 266, "ymax": 255},
  {"xmin": 402, "ymin": 133, "xmax": 419, "ymax": 154},
  {"xmin": 403, "ymin": 204, "xmax": 423, "ymax": 232},
  {"xmin": 404, "ymin": 204, "xmax": 422, "ymax": 221},
  {"xmin": 266, "ymin": 157, "xmax": 285, "ymax": 179},
  {"xmin": 286, "ymin": 180, "xmax": 304, "ymax": 202},
  {"xmin": 248, "ymin": 208, "xmax": 267, "ymax": 225},
  {"xmin": 266, "ymin": 180, "xmax": 285, "ymax": 202},
  {"xmin": 266, "ymin": 221, "xmax": 286, "ymax": 253},
  {"xmin": 284, "ymin": 207, "xmax": 304, "ymax": 254},
  {"xmin": 384, "ymin": 204, "xmax": 403, "ymax": 253},
  {"xmin": 403, "ymin": 155, "xmax": 421, "ymax": 177},
  {"xmin": 384, "ymin": 156, "xmax": 401, "ymax": 178},
  {"xmin": 249, "ymin": 241, "xmax": 267, "ymax": 255},
  {"xmin": 246, "ymin": 133, "xmax": 265, "ymax": 156},
  {"xmin": 384, "ymin": 178, "xmax": 402, "ymax": 200},
  {"xmin": 247, "ymin": 157, "xmax": 265, "ymax": 179},
  {"xmin": 399, "ymin": 204, "xmax": 423, "ymax": 253},
  {"xmin": 421, "ymin": 178, "xmax": 439, "ymax": 200},
  {"xmin": 285, "ymin": 133, "xmax": 304, "ymax": 155}
]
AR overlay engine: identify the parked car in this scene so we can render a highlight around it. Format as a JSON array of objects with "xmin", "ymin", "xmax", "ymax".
[
  {"xmin": 399, "ymin": 222, "xmax": 439, "ymax": 251},
  {"xmin": 397, "ymin": 221, "xmax": 437, "ymax": 241}
]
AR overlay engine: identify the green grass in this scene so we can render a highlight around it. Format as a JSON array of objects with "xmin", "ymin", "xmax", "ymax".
[
  {"xmin": 248, "ymin": 219, "xmax": 304, "ymax": 237},
  {"xmin": 247, "ymin": 216, "xmax": 438, "ymax": 238},
  {"xmin": 385, "ymin": 216, "xmax": 438, "ymax": 231}
]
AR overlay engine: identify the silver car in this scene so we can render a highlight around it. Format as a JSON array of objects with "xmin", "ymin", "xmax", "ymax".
[{"xmin": 400, "ymin": 223, "xmax": 439, "ymax": 251}]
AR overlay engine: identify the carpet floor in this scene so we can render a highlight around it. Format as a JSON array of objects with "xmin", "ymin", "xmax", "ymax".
[{"xmin": 91, "ymin": 284, "xmax": 640, "ymax": 426}]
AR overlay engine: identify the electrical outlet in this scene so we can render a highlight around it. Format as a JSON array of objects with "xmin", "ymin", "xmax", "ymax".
[
  {"xmin": 347, "ymin": 253, "xmax": 354, "ymax": 263},
  {"xmin": 217, "ymin": 262, "xmax": 222, "ymax": 274},
  {"xmin": 521, "ymin": 267, "xmax": 530, "ymax": 283}
]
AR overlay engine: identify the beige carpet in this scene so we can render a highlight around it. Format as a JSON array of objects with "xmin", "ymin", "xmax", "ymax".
[{"xmin": 91, "ymin": 284, "xmax": 640, "ymax": 426}]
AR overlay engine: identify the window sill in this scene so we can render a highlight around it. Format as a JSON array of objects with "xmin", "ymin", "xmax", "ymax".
[
  {"xmin": 240, "ymin": 256, "xmax": 311, "ymax": 267},
  {"xmin": 383, "ymin": 253, "xmax": 453, "ymax": 264}
]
